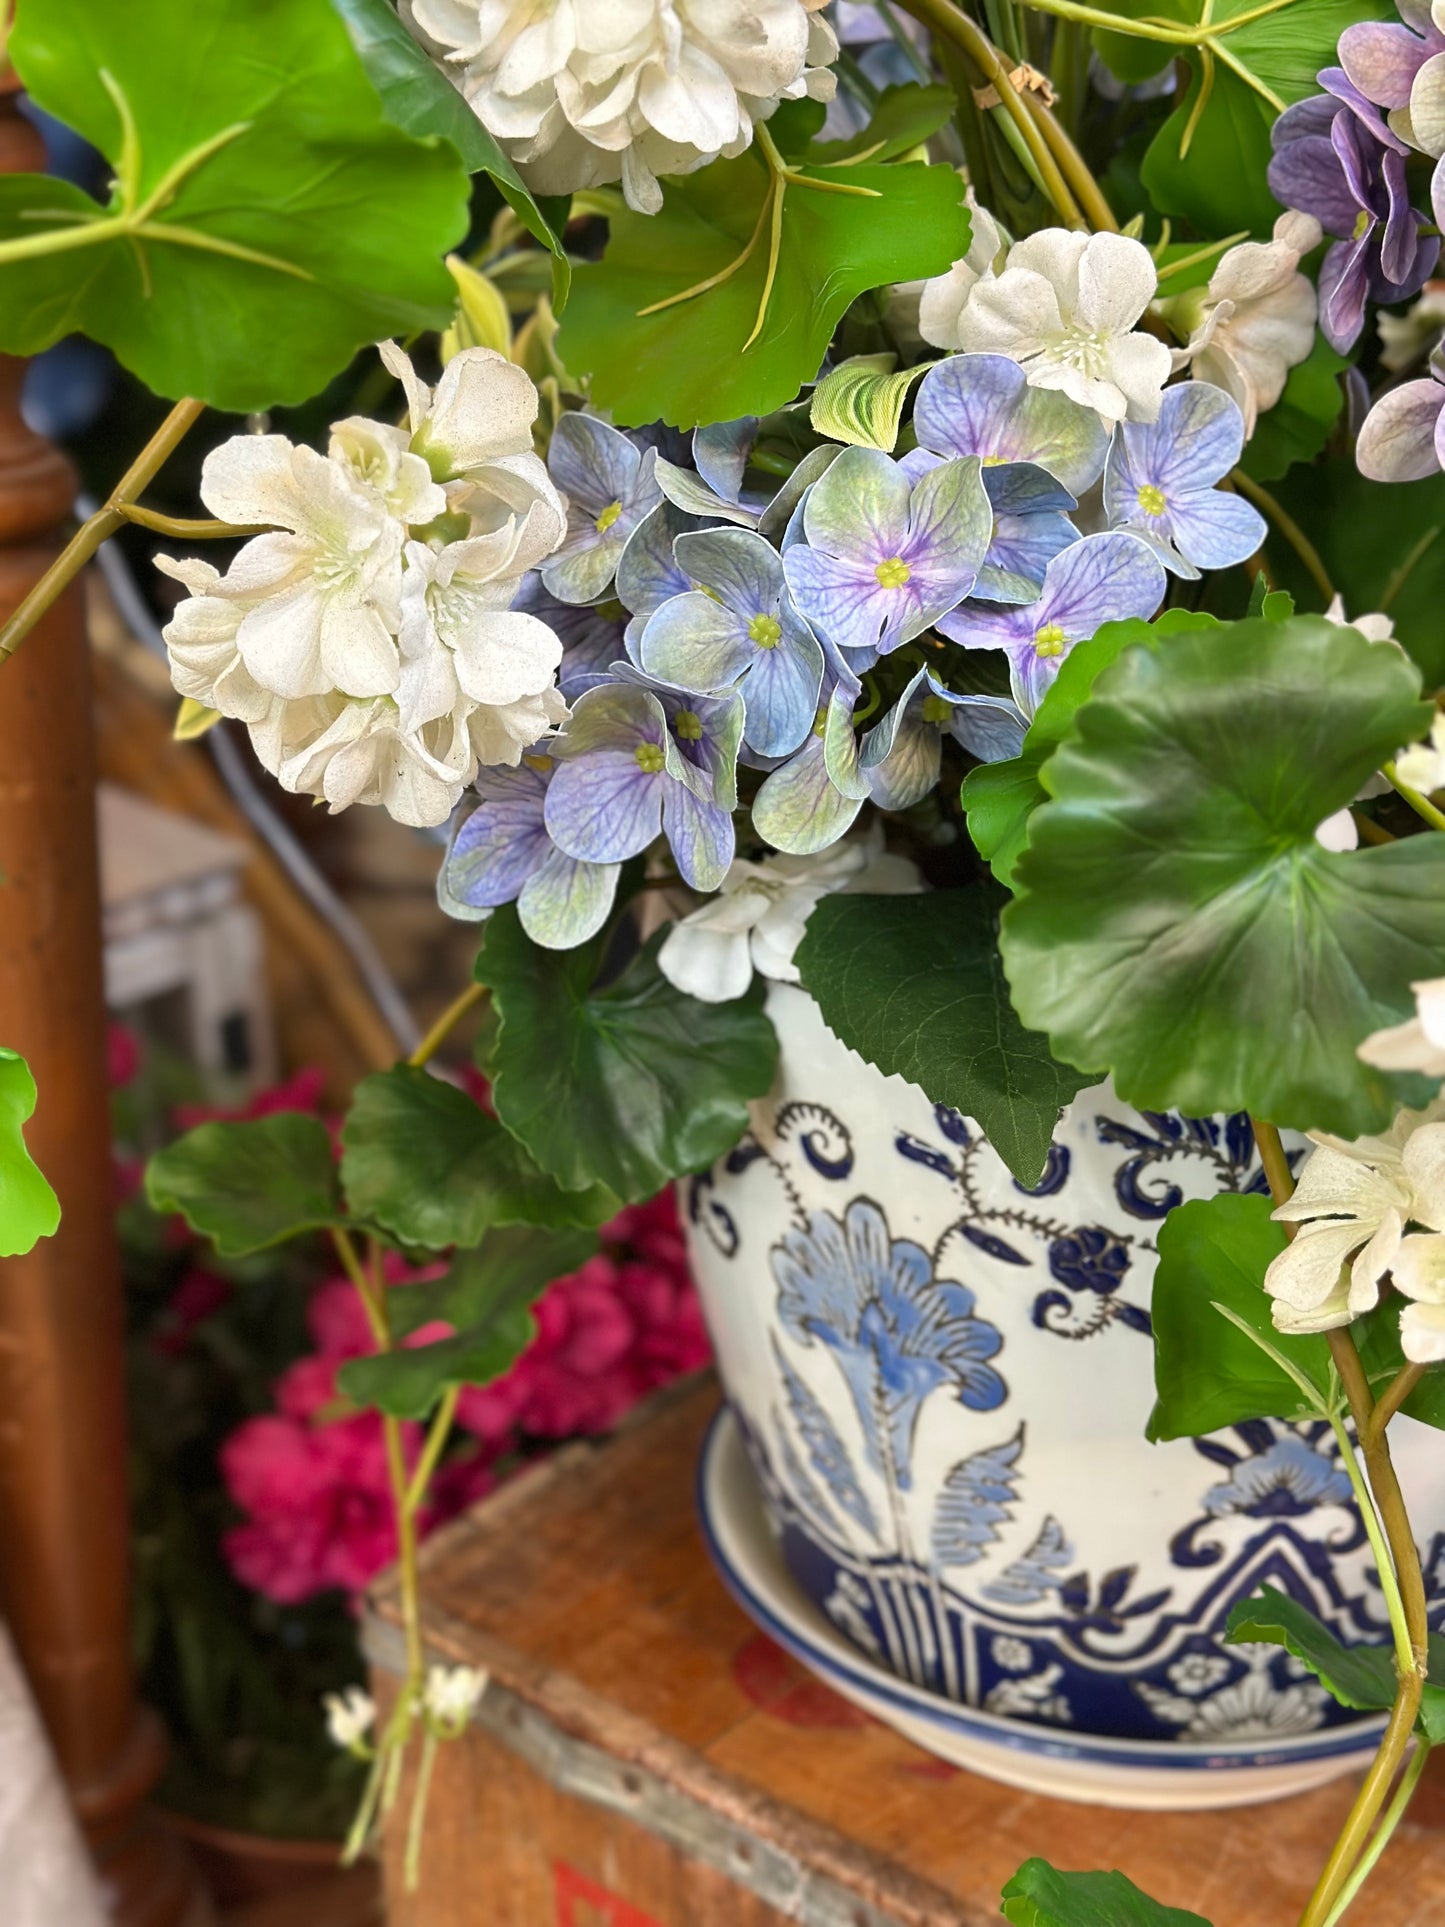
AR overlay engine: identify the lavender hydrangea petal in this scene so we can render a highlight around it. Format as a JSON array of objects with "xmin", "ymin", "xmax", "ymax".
[
  {"xmin": 1357, "ymin": 376, "xmax": 1445, "ymax": 479},
  {"xmin": 542, "ymin": 530, "xmax": 628, "ymax": 605},
  {"xmin": 1272, "ymin": 94, "xmax": 1343, "ymax": 147},
  {"xmin": 1319, "ymin": 63, "xmax": 1414, "ymax": 150},
  {"xmin": 1319, "ymin": 235, "xmax": 1374, "ymax": 350},
  {"xmin": 1378, "ymin": 146, "xmax": 1420, "ymax": 284},
  {"xmin": 693, "ymin": 417, "xmax": 766, "ymax": 508},
  {"xmin": 673, "ymin": 526, "xmax": 784, "ymax": 617},
  {"xmin": 736, "ymin": 617, "xmax": 824, "ymax": 757},
  {"xmin": 616, "ymin": 501, "xmax": 701, "ymax": 620},
  {"xmin": 914, "ymin": 353, "xmax": 1109, "ymax": 494},
  {"xmin": 443, "ymin": 765, "xmax": 553, "ymax": 909},
  {"xmin": 758, "ymin": 445, "xmax": 842, "ymax": 544},
  {"xmin": 752, "ymin": 734, "xmax": 864, "ymax": 854},
  {"xmin": 654, "ymin": 457, "xmax": 758, "ymax": 526},
  {"xmin": 639, "ymin": 591, "xmax": 758, "ymax": 688},
  {"xmin": 947, "ymin": 695, "xmax": 1029, "ymax": 763},
  {"xmin": 547, "ymin": 412, "xmax": 643, "ymax": 509},
  {"xmin": 1267, "ymin": 134, "xmax": 1361, "ymax": 236},
  {"xmin": 517, "ymin": 849, "xmax": 621, "ymax": 948},
  {"xmin": 1125, "ymin": 383, "xmax": 1244, "ymax": 495},
  {"xmin": 801, "ymin": 445, "xmax": 913, "ymax": 558},
  {"xmin": 979, "ymin": 509, "xmax": 1079, "ymax": 602},
  {"xmin": 784, "ymin": 548, "xmax": 895, "ymax": 655},
  {"xmin": 904, "ymin": 456, "xmax": 992, "ymax": 587},
  {"xmin": 659, "ymin": 781, "xmax": 736, "ymax": 890},
  {"xmin": 982, "ymin": 462, "xmax": 1077, "ymax": 518},
  {"xmin": 1159, "ymin": 487, "xmax": 1267, "ymax": 572},
  {"xmin": 1340, "ymin": 17, "xmax": 1439, "ymax": 107},
  {"xmin": 1033, "ymin": 530, "xmax": 1166, "ymax": 637}
]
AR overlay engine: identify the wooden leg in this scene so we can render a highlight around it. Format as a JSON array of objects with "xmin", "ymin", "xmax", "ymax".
[{"xmin": 0, "ymin": 79, "xmax": 210, "ymax": 1927}]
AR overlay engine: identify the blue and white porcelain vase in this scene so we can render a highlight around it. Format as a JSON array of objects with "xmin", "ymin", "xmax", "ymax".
[{"xmin": 686, "ymin": 985, "xmax": 1445, "ymax": 1796}]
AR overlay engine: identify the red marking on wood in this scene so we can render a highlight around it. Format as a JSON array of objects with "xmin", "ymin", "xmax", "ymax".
[
  {"xmin": 732, "ymin": 1632, "xmax": 873, "ymax": 1729},
  {"xmin": 554, "ymin": 1860, "xmax": 667, "ymax": 1926}
]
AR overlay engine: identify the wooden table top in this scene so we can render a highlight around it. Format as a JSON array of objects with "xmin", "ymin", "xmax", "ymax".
[{"xmin": 368, "ymin": 1376, "xmax": 1445, "ymax": 1926}]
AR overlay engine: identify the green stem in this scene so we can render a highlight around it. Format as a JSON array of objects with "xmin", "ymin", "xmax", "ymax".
[
  {"xmin": 118, "ymin": 505, "xmax": 265, "ymax": 541},
  {"xmin": 409, "ymin": 981, "xmax": 487, "ymax": 1070},
  {"xmin": 1015, "ymin": 0, "xmax": 1295, "ymax": 48},
  {"xmin": 405, "ymin": 1385, "xmax": 461, "ymax": 1517},
  {"xmin": 1251, "ymin": 1116, "xmax": 1295, "ymax": 1209},
  {"xmin": 1020, "ymin": 86, "xmax": 1119, "ymax": 231},
  {"xmin": 1325, "ymin": 1409, "xmax": 1411, "ymax": 1677},
  {"xmin": 1155, "ymin": 230, "xmax": 1249, "ymax": 282},
  {"xmin": 403, "ymin": 1729, "xmax": 440, "ymax": 1891},
  {"xmin": 1231, "ymin": 469, "xmax": 1335, "ymax": 607},
  {"xmin": 1383, "ymin": 761, "xmax": 1445, "ymax": 833},
  {"xmin": 0, "ymin": 396, "xmax": 205, "ymax": 665},
  {"xmin": 341, "ymin": 1744, "xmax": 389, "ymax": 1866},
  {"xmin": 1367, "ymin": 1361, "xmax": 1427, "ymax": 1444},
  {"xmin": 1321, "ymin": 1743, "xmax": 1431, "ymax": 1927}
]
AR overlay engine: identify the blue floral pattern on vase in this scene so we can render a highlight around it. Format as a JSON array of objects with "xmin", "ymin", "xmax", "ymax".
[{"xmin": 684, "ymin": 985, "xmax": 1445, "ymax": 1749}]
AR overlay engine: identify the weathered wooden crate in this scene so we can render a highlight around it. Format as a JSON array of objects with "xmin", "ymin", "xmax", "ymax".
[{"xmin": 365, "ymin": 1378, "xmax": 1445, "ymax": 1926}]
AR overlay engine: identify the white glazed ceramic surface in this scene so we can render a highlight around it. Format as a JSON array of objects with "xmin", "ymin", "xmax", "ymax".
[{"xmin": 684, "ymin": 985, "xmax": 1445, "ymax": 1795}]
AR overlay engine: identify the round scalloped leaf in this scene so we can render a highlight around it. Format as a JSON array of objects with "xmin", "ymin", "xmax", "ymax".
[{"xmin": 0, "ymin": 1050, "xmax": 59, "ymax": 1258}]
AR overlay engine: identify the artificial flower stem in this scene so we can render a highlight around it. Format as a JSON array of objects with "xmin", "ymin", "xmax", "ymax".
[
  {"xmin": 1329, "ymin": 1329, "xmax": 1429, "ymax": 1664},
  {"xmin": 1014, "ymin": 0, "xmax": 1295, "ymax": 50},
  {"xmin": 1325, "ymin": 1409, "xmax": 1412, "ymax": 1678},
  {"xmin": 117, "ymin": 504, "xmax": 266, "ymax": 540},
  {"xmin": 341, "ymin": 1742, "xmax": 389, "ymax": 1866},
  {"xmin": 1019, "ymin": 87, "xmax": 1119, "ymax": 231},
  {"xmin": 0, "ymin": 395, "xmax": 205, "ymax": 664},
  {"xmin": 1153, "ymin": 231, "xmax": 1250, "ymax": 283},
  {"xmin": 409, "ymin": 980, "xmax": 488, "ymax": 1070},
  {"xmin": 332, "ymin": 1227, "xmax": 389, "ymax": 1349},
  {"xmin": 1320, "ymin": 1742, "xmax": 1431, "ymax": 1927},
  {"xmin": 404, "ymin": 1384, "xmax": 461, "ymax": 1518},
  {"xmin": 1367, "ymin": 1361, "xmax": 1427, "ymax": 1444},
  {"xmin": 1251, "ymin": 1116, "xmax": 1295, "ymax": 1210},
  {"xmin": 1383, "ymin": 761, "xmax": 1445, "ymax": 834},
  {"xmin": 387, "ymin": 1406, "xmax": 426, "ymax": 1684},
  {"xmin": 1300, "ymin": 1686, "xmax": 1423, "ymax": 1927},
  {"xmin": 403, "ymin": 1728, "xmax": 440, "ymax": 1891},
  {"xmin": 1230, "ymin": 470, "xmax": 1335, "ymax": 607},
  {"xmin": 894, "ymin": 0, "xmax": 1087, "ymax": 227}
]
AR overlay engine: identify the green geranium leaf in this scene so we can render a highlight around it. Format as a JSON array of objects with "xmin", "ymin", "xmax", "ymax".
[
  {"xmin": 1239, "ymin": 337, "xmax": 1349, "ymax": 483},
  {"xmin": 807, "ymin": 83, "xmax": 958, "ymax": 163},
  {"xmin": 557, "ymin": 145, "xmax": 969, "ymax": 427},
  {"xmin": 962, "ymin": 611, "xmax": 1218, "ymax": 890},
  {"xmin": 5, "ymin": 0, "xmax": 468, "ymax": 410},
  {"xmin": 1001, "ymin": 616, "xmax": 1443, "ymax": 1136},
  {"xmin": 330, "ymin": 0, "xmax": 569, "ymax": 306},
  {"xmin": 340, "ymin": 1064, "xmax": 617, "ymax": 1248},
  {"xmin": 1268, "ymin": 455, "xmax": 1445, "ymax": 683},
  {"xmin": 146, "ymin": 1114, "xmax": 345, "ymax": 1256},
  {"xmin": 795, "ymin": 888, "xmax": 1088, "ymax": 1188},
  {"xmin": 0, "ymin": 1050, "xmax": 60, "ymax": 1258},
  {"xmin": 474, "ymin": 911, "xmax": 779, "ymax": 1202},
  {"xmin": 809, "ymin": 353, "xmax": 928, "ymax": 451},
  {"xmin": 1001, "ymin": 1859, "xmax": 1210, "ymax": 1927},
  {"xmin": 338, "ymin": 1224, "xmax": 596, "ymax": 1418},
  {"xmin": 1226, "ymin": 1587, "xmax": 1445, "ymax": 1738},
  {"xmin": 1148, "ymin": 1194, "xmax": 1332, "ymax": 1440}
]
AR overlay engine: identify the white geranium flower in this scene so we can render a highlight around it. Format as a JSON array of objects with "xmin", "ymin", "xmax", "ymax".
[
  {"xmin": 323, "ymin": 1685, "xmax": 376, "ymax": 1750},
  {"xmin": 1359, "ymin": 978, "xmax": 1445, "ymax": 1080},
  {"xmin": 1394, "ymin": 1233, "xmax": 1445, "ymax": 1361},
  {"xmin": 658, "ymin": 827, "xmax": 920, "ymax": 1001},
  {"xmin": 1396, "ymin": 711, "xmax": 1445, "ymax": 794},
  {"xmin": 403, "ymin": 0, "xmax": 838, "ymax": 215},
  {"xmin": 1161, "ymin": 213, "xmax": 1321, "ymax": 437},
  {"xmin": 421, "ymin": 1663, "xmax": 489, "ymax": 1727},
  {"xmin": 1323, "ymin": 593, "xmax": 1396, "ymax": 647},
  {"xmin": 917, "ymin": 199, "xmax": 1009, "ymax": 351},
  {"xmin": 1265, "ymin": 1102, "xmax": 1445, "ymax": 1335},
  {"xmin": 951, "ymin": 230, "xmax": 1172, "ymax": 422}
]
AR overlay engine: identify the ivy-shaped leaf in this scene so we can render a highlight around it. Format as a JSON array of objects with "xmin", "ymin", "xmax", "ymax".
[
  {"xmin": 146, "ymin": 1114, "xmax": 346, "ymax": 1255},
  {"xmin": 0, "ymin": 1050, "xmax": 60, "ymax": 1258},
  {"xmin": 1001, "ymin": 616, "xmax": 1445, "ymax": 1137},
  {"xmin": 557, "ymin": 138, "xmax": 969, "ymax": 428},
  {"xmin": 1001, "ymin": 1859, "xmax": 1210, "ymax": 1927},
  {"xmin": 4, "ymin": 0, "xmax": 469, "ymax": 409},
  {"xmin": 795, "ymin": 886, "xmax": 1088, "ymax": 1188},
  {"xmin": 474, "ymin": 910, "xmax": 779, "ymax": 1203}
]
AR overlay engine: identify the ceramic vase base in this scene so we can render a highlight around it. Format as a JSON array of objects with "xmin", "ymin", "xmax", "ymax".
[{"xmin": 698, "ymin": 1407, "xmax": 1383, "ymax": 1813}]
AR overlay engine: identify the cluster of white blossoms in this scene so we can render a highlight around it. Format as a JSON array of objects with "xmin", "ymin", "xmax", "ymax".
[
  {"xmin": 159, "ymin": 345, "xmax": 567, "ymax": 829},
  {"xmin": 402, "ymin": 0, "xmax": 838, "ymax": 214}
]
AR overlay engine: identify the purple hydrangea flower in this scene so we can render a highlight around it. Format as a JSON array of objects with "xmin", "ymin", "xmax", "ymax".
[
  {"xmin": 751, "ymin": 641, "xmax": 869, "ymax": 854},
  {"xmin": 1340, "ymin": 1, "xmax": 1445, "ymax": 114},
  {"xmin": 542, "ymin": 414, "xmax": 661, "ymax": 605},
  {"xmin": 440, "ymin": 762, "xmax": 620, "ymax": 949},
  {"xmin": 514, "ymin": 575, "xmax": 627, "ymax": 700},
  {"xmin": 544, "ymin": 676, "xmax": 742, "ymax": 889},
  {"xmin": 913, "ymin": 352, "xmax": 1110, "ymax": 495},
  {"xmin": 1268, "ymin": 74, "xmax": 1438, "ymax": 351},
  {"xmin": 782, "ymin": 446, "xmax": 992, "ymax": 658},
  {"xmin": 655, "ymin": 421, "xmax": 841, "ymax": 542},
  {"xmin": 862, "ymin": 668, "xmax": 1028, "ymax": 809},
  {"xmin": 638, "ymin": 528, "xmax": 823, "ymax": 758},
  {"xmin": 1103, "ymin": 383, "xmax": 1266, "ymax": 579},
  {"xmin": 1357, "ymin": 342, "xmax": 1445, "ymax": 479},
  {"xmin": 939, "ymin": 531, "xmax": 1166, "ymax": 714}
]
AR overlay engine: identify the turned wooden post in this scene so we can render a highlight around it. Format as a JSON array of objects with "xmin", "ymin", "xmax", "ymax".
[{"xmin": 0, "ymin": 79, "xmax": 208, "ymax": 1927}]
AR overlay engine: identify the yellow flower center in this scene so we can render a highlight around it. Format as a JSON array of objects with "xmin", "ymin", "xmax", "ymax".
[
  {"xmin": 982, "ymin": 453, "xmax": 1006, "ymax": 467},
  {"xmin": 1034, "ymin": 621, "xmax": 1068, "ymax": 659},
  {"xmin": 1137, "ymin": 483, "xmax": 1167, "ymax": 517},
  {"xmin": 812, "ymin": 706, "xmax": 828, "ymax": 738},
  {"xmin": 673, "ymin": 709, "xmax": 704, "ymax": 742},
  {"xmin": 748, "ymin": 612, "xmax": 782, "ymax": 648},
  {"xmin": 1353, "ymin": 208, "xmax": 1372, "ymax": 240},
  {"xmin": 634, "ymin": 742, "xmax": 666, "ymax": 773},
  {"xmin": 596, "ymin": 499, "xmax": 623, "ymax": 534},
  {"xmin": 875, "ymin": 556, "xmax": 912, "ymax": 590},
  {"xmin": 921, "ymin": 694, "xmax": 952, "ymax": 725}
]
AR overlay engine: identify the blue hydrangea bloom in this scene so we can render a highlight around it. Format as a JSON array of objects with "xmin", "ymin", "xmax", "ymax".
[
  {"xmin": 939, "ymin": 531, "xmax": 1166, "ymax": 714},
  {"xmin": 544, "ymin": 676, "xmax": 742, "ymax": 890},
  {"xmin": 439, "ymin": 762, "xmax": 620, "ymax": 949},
  {"xmin": 1103, "ymin": 383, "xmax": 1266, "ymax": 579},
  {"xmin": 751, "ymin": 638, "xmax": 868, "ymax": 855},
  {"xmin": 783, "ymin": 446, "xmax": 992, "ymax": 657},
  {"xmin": 863, "ymin": 667, "xmax": 1028, "ymax": 809},
  {"xmin": 773, "ymin": 1198, "xmax": 1006, "ymax": 1490},
  {"xmin": 514, "ymin": 575, "xmax": 627, "ymax": 700},
  {"xmin": 655, "ymin": 417, "xmax": 841, "ymax": 541},
  {"xmin": 542, "ymin": 414, "xmax": 661, "ymax": 605},
  {"xmin": 638, "ymin": 527, "xmax": 824, "ymax": 757}
]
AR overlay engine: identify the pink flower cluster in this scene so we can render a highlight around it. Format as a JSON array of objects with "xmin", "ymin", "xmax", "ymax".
[{"xmin": 219, "ymin": 1191, "xmax": 709, "ymax": 1605}]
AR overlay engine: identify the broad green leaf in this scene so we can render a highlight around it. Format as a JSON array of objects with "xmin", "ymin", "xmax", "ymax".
[
  {"xmin": 809, "ymin": 353, "xmax": 928, "ymax": 451},
  {"xmin": 794, "ymin": 888, "xmax": 1088, "ymax": 1188},
  {"xmin": 962, "ymin": 611, "xmax": 1218, "ymax": 890},
  {"xmin": 1268, "ymin": 456, "xmax": 1445, "ymax": 684},
  {"xmin": 1239, "ymin": 337, "xmax": 1349, "ymax": 484},
  {"xmin": 1001, "ymin": 616, "xmax": 1444, "ymax": 1137},
  {"xmin": 807, "ymin": 83, "xmax": 958, "ymax": 163},
  {"xmin": 1148, "ymin": 1194, "xmax": 1332, "ymax": 1440},
  {"xmin": 338, "ymin": 1224, "xmax": 595, "ymax": 1417},
  {"xmin": 557, "ymin": 146, "xmax": 969, "ymax": 427},
  {"xmin": 1226, "ymin": 1587, "xmax": 1445, "ymax": 1738},
  {"xmin": 329, "ymin": 0, "xmax": 570, "ymax": 306},
  {"xmin": 5, "ymin": 0, "xmax": 468, "ymax": 410},
  {"xmin": 1001, "ymin": 1859, "xmax": 1210, "ymax": 1927},
  {"xmin": 474, "ymin": 912, "xmax": 779, "ymax": 1202},
  {"xmin": 0, "ymin": 1050, "xmax": 60, "ymax": 1258},
  {"xmin": 1140, "ymin": 63, "xmax": 1281, "ymax": 238},
  {"xmin": 146, "ymin": 1114, "xmax": 345, "ymax": 1255},
  {"xmin": 340, "ymin": 1064, "xmax": 617, "ymax": 1248}
]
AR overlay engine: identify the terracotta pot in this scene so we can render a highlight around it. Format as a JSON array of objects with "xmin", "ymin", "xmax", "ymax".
[{"xmin": 162, "ymin": 1810, "xmax": 352, "ymax": 1907}]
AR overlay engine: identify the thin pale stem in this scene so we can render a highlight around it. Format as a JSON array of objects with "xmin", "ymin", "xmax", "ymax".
[
  {"xmin": 0, "ymin": 396, "xmax": 206, "ymax": 664},
  {"xmin": 1231, "ymin": 469, "xmax": 1335, "ymax": 607},
  {"xmin": 405, "ymin": 1385, "xmax": 461, "ymax": 1517},
  {"xmin": 118, "ymin": 505, "xmax": 265, "ymax": 540},
  {"xmin": 1251, "ymin": 1116, "xmax": 1295, "ymax": 1209},
  {"xmin": 331, "ymin": 1227, "xmax": 389, "ymax": 1349},
  {"xmin": 341, "ymin": 1744, "xmax": 389, "ymax": 1866},
  {"xmin": 386, "ymin": 1409, "xmax": 425, "ymax": 1686},
  {"xmin": 1325, "ymin": 1409, "xmax": 1412, "ymax": 1676},
  {"xmin": 1383, "ymin": 761, "xmax": 1445, "ymax": 833},
  {"xmin": 409, "ymin": 981, "xmax": 487, "ymax": 1070},
  {"xmin": 1367, "ymin": 1362, "xmax": 1427, "ymax": 1443},
  {"xmin": 1020, "ymin": 88, "xmax": 1119, "ymax": 230},
  {"xmin": 1300, "ymin": 1688, "xmax": 1423, "ymax": 1927},
  {"xmin": 744, "ymin": 163, "xmax": 789, "ymax": 353},
  {"xmin": 1015, "ymin": 0, "xmax": 1296, "ymax": 48},
  {"xmin": 1155, "ymin": 230, "xmax": 1249, "ymax": 282},
  {"xmin": 635, "ymin": 184, "xmax": 773, "ymax": 317},
  {"xmin": 1321, "ymin": 1743, "xmax": 1431, "ymax": 1927},
  {"xmin": 403, "ymin": 1729, "xmax": 440, "ymax": 1891},
  {"xmin": 1331, "ymin": 1330, "xmax": 1429, "ymax": 1664}
]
